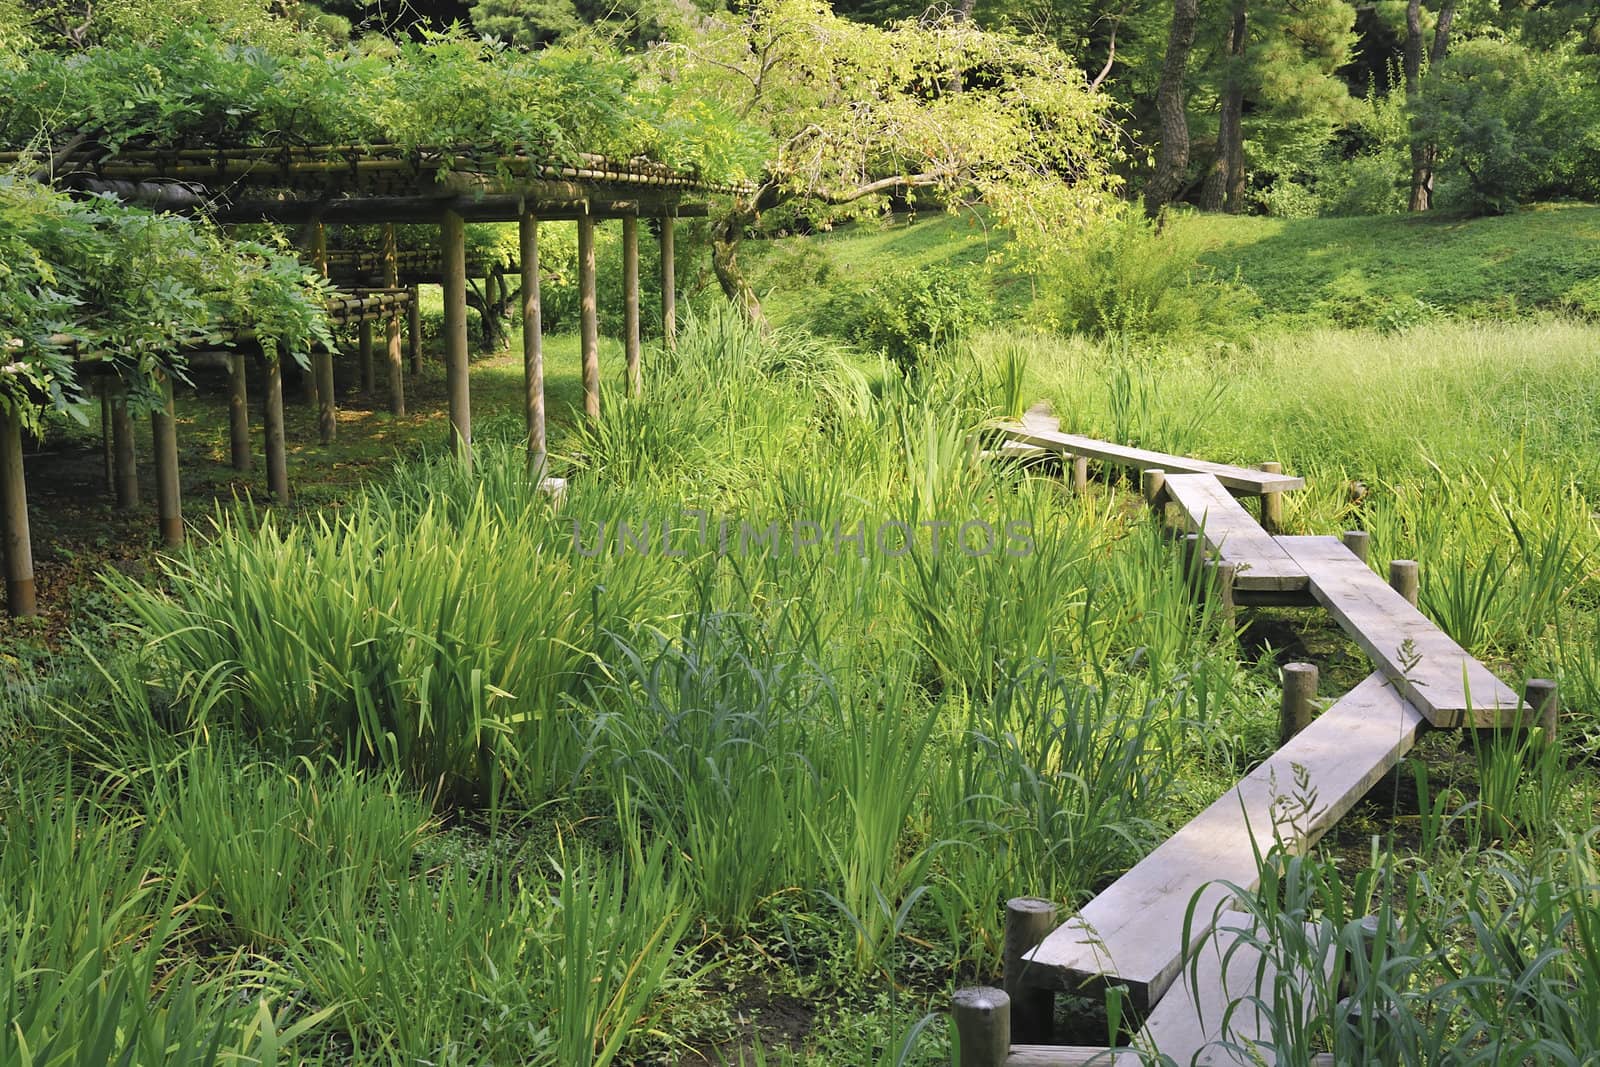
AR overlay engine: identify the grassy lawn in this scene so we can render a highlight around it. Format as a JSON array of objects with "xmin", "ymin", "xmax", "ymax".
[{"xmin": 4, "ymin": 210, "xmax": 1600, "ymax": 1065}]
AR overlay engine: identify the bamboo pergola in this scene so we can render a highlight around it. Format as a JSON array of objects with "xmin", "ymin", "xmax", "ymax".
[{"xmin": 2, "ymin": 143, "xmax": 741, "ymax": 615}]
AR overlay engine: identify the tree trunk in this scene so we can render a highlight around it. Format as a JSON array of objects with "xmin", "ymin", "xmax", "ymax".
[
  {"xmin": 1201, "ymin": 2, "xmax": 1247, "ymax": 213},
  {"xmin": 711, "ymin": 204, "xmax": 769, "ymax": 330},
  {"xmin": 1144, "ymin": 0, "xmax": 1203, "ymax": 218},
  {"xmin": 1411, "ymin": 2, "xmax": 1457, "ymax": 210},
  {"xmin": 1406, "ymin": 0, "xmax": 1428, "ymax": 211}
]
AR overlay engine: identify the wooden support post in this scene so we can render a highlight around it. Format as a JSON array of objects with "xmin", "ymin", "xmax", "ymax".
[
  {"xmin": 358, "ymin": 318, "xmax": 376, "ymax": 394},
  {"xmin": 1259, "ymin": 461, "xmax": 1284, "ymax": 533},
  {"xmin": 407, "ymin": 284, "xmax": 423, "ymax": 374},
  {"xmin": 1280, "ymin": 662, "xmax": 1320, "ymax": 744},
  {"xmin": 1004, "ymin": 898, "xmax": 1058, "ymax": 1043},
  {"xmin": 520, "ymin": 211, "xmax": 546, "ymax": 476},
  {"xmin": 1182, "ymin": 532, "xmax": 1203, "ymax": 591},
  {"xmin": 1388, "ymin": 559, "xmax": 1419, "ymax": 607},
  {"xmin": 1142, "ymin": 467, "xmax": 1167, "ymax": 525},
  {"xmin": 441, "ymin": 209, "xmax": 472, "ymax": 468},
  {"xmin": 1069, "ymin": 454, "xmax": 1089, "ymax": 495},
  {"xmin": 228, "ymin": 353, "xmax": 252, "ymax": 471},
  {"xmin": 660, "ymin": 214, "xmax": 676, "ymax": 350},
  {"xmin": 384, "ymin": 224, "xmax": 405, "ymax": 415},
  {"xmin": 264, "ymin": 359, "xmax": 289, "ymax": 503},
  {"xmin": 151, "ymin": 373, "xmax": 183, "ymax": 548},
  {"xmin": 623, "ymin": 215, "xmax": 642, "ymax": 397},
  {"xmin": 1341, "ymin": 530, "xmax": 1370, "ymax": 565},
  {"xmin": 0, "ymin": 404, "xmax": 36, "ymax": 616},
  {"xmin": 1208, "ymin": 559, "xmax": 1238, "ymax": 631},
  {"xmin": 111, "ymin": 390, "xmax": 138, "ymax": 509},
  {"xmin": 1526, "ymin": 678, "xmax": 1558, "ymax": 747},
  {"xmin": 951, "ymin": 987, "xmax": 1010, "ymax": 1067},
  {"xmin": 1339, "ymin": 915, "xmax": 1383, "ymax": 998},
  {"xmin": 578, "ymin": 212, "xmax": 600, "ymax": 420},
  {"xmin": 312, "ymin": 220, "xmax": 336, "ymax": 444}
]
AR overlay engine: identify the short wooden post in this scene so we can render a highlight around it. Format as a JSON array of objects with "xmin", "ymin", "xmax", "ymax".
[
  {"xmin": 228, "ymin": 353, "xmax": 252, "ymax": 471},
  {"xmin": 578, "ymin": 212, "xmax": 600, "ymax": 420},
  {"xmin": 111, "ymin": 390, "xmax": 138, "ymax": 509},
  {"xmin": 1280, "ymin": 662, "xmax": 1319, "ymax": 744},
  {"xmin": 1182, "ymin": 532, "xmax": 1203, "ymax": 590},
  {"xmin": 0, "ymin": 404, "xmax": 37, "ymax": 616},
  {"xmin": 1526, "ymin": 678, "xmax": 1558, "ymax": 747},
  {"xmin": 441, "ymin": 209, "xmax": 472, "ymax": 468},
  {"xmin": 1341, "ymin": 530, "xmax": 1370, "ymax": 565},
  {"xmin": 1004, "ymin": 897, "xmax": 1058, "ymax": 1043},
  {"xmin": 1069, "ymin": 454, "xmax": 1089, "ymax": 494},
  {"xmin": 951, "ymin": 987, "xmax": 1010, "ymax": 1067},
  {"xmin": 407, "ymin": 283, "xmax": 423, "ymax": 375},
  {"xmin": 358, "ymin": 318, "xmax": 376, "ymax": 394},
  {"xmin": 1388, "ymin": 559, "xmax": 1419, "ymax": 607},
  {"xmin": 1142, "ymin": 467, "xmax": 1167, "ymax": 524},
  {"xmin": 150, "ymin": 373, "xmax": 183, "ymax": 548},
  {"xmin": 1209, "ymin": 559, "xmax": 1238, "ymax": 631},
  {"xmin": 1259, "ymin": 461, "xmax": 1284, "ymax": 533},
  {"xmin": 1339, "ymin": 914, "xmax": 1383, "ymax": 998},
  {"xmin": 311, "ymin": 220, "xmax": 336, "ymax": 444},
  {"xmin": 660, "ymin": 214, "xmax": 676, "ymax": 349},
  {"xmin": 623, "ymin": 215, "xmax": 642, "ymax": 397},
  {"xmin": 520, "ymin": 211, "xmax": 546, "ymax": 476},
  {"xmin": 383, "ymin": 225, "xmax": 405, "ymax": 415},
  {"xmin": 263, "ymin": 358, "xmax": 290, "ymax": 503}
]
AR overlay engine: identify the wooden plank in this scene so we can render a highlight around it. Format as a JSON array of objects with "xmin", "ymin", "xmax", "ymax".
[
  {"xmin": 1277, "ymin": 536, "xmax": 1524, "ymax": 728},
  {"xmin": 1003, "ymin": 1047, "xmax": 1334, "ymax": 1066},
  {"xmin": 1024, "ymin": 673, "xmax": 1424, "ymax": 1009},
  {"xmin": 994, "ymin": 423, "xmax": 1304, "ymax": 495},
  {"xmin": 1135, "ymin": 910, "xmax": 1331, "ymax": 1065},
  {"xmin": 1162, "ymin": 474, "xmax": 1308, "ymax": 592}
]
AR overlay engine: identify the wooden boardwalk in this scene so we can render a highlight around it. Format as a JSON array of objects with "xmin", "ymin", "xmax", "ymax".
[{"xmin": 955, "ymin": 428, "xmax": 1538, "ymax": 1067}]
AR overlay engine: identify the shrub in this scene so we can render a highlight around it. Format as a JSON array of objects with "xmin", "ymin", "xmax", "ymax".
[
  {"xmin": 817, "ymin": 263, "xmax": 991, "ymax": 373},
  {"xmin": 1257, "ymin": 179, "xmax": 1319, "ymax": 219},
  {"xmin": 1314, "ymin": 154, "xmax": 1407, "ymax": 217}
]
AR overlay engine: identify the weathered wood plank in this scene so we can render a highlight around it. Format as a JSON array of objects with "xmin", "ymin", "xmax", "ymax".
[
  {"xmin": 1277, "ymin": 536, "xmax": 1524, "ymax": 728},
  {"xmin": 994, "ymin": 423, "xmax": 1304, "ymax": 495},
  {"xmin": 1023, "ymin": 672, "xmax": 1424, "ymax": 1009},
  {"xmin": 1135, "ymin": 910, "xmax": 1331, "ymax": 1066},
  {"xmin": 1161, "ymin": 473, "xmax": 1308, "ymax": 592}
]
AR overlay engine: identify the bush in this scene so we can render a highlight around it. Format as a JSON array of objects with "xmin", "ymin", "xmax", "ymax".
[
  {"xmin": 816, "ymin": 263, "xmax": 991, "ymax": 373},
  {"xmin": 1257, "ymin": 179, "xmax": 1319, "ymax": 219},
  {"xmin": 1314, "ymin": 154, "xmax": 1407, "ymax": 217},
  {"xmin": 1038, "ymin": 210, "xmax": 1258, "ymax": 342}
]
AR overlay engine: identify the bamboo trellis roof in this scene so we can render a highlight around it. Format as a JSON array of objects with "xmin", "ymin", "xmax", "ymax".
[{"xmin": 7, "ymin": 143, "xmax": 745, "ymax": 222}]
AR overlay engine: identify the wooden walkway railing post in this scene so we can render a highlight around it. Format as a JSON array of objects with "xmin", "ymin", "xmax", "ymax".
[
  {"xmin": 1341, "ymin": 529, "xmax": 1370, "ymax": 565},
  {"xmin": 1280, "ymin": 661, "xmax": 1320, "ymax": 744},
  {"xmin": 1259, "ymin": 460, "xmax": 1284, "ymax": 532},
  {"xmin": 1004, "ymin": 898, "xmax": 1059, "ymax": 1043},
  {"xmin": 951, "ymin": 987, "xmax": 1011, "ymax": 1067},
  {"xmin": 1388, "ymin": 559, "xmax": 1419, "ymax": 606}
]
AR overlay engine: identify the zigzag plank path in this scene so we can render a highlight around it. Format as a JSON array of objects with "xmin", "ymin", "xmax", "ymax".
[{"xmin": 955, "ymin": 431, "xmax": 1535, "ymax": 1067}]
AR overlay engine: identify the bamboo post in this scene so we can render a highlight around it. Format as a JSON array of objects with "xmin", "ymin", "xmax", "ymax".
[
  {"xmin": 111, "ymin": 390, "xmax": 138, "ymax": 509},
  {"xmin": 441, "ymin": 209, "xmax": 472, "ymax": 468},
  {"xmin": 407, "ymin": 284, "xmax": 423, "ymax": 374},
  {"xmin": 358, "ymin": 318, "xmax": 376, "ymax": 394},
  {"xmin": 578, "ymin": 212, "xmax": 600, "ymax": 420},
  {"xmin": 0, "ymin": 404, "xmax": 36, "ymax": 616},
  {"xmin": 151, "ymin": 373, "xmax": 183, "ymax": 548},
  {"xmin": 384, "ymin": 224, "xmax": 405, "ymax": 415},
  {"xmin": 1259, "ymin": 461, "xmax": 1284, "ymax": 533},
  {"xmin": 312, "ymin": 220, "xmax": 336, "ymax": 443},
  {"xmin": 1070, "ymin": 454, "xmax": 1089, "ymax": 494},
  {"xmin": 1142, "ymin": 468, "xmax": 1167, "ymax": 525},
  {"xmin": 264, "ymin": 358, "xmax": 290, "ymax": 503},
  {"xmin": 1280, "ymin": 662, "xmax": 1320, "ymax": 744},
  {"xmin": 520, "ymin": 211, "xmax": 546, "ymax": 476},
  {"xmin": 1004, "ymin": 898, "xmax": 1058, "ymax": 1043},
  {"xmin": 623, "ymin": 215, "xmax": 642, "ymax": 397},
  {"xmin": 1341, "ymin": 529, "xmax": 1370, "ymax": 565},
  {"xmin": 660, "ymin": 214, "xmax": 676, "ymax": 349},
  {"xmin": 228, "ymin": 353, "xmax": 252, "ymax": 471},
  {"xmin": 1526, "ymin": 678, "xmax": 1558, "ymax": 748},
  {"xmin": 1388, "ymin": 559, "xmax": 1419, "ymax": 606},
  {"xmin": 951, "ymin": 987, "xmax": 1010, "ymax": 1067}
]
